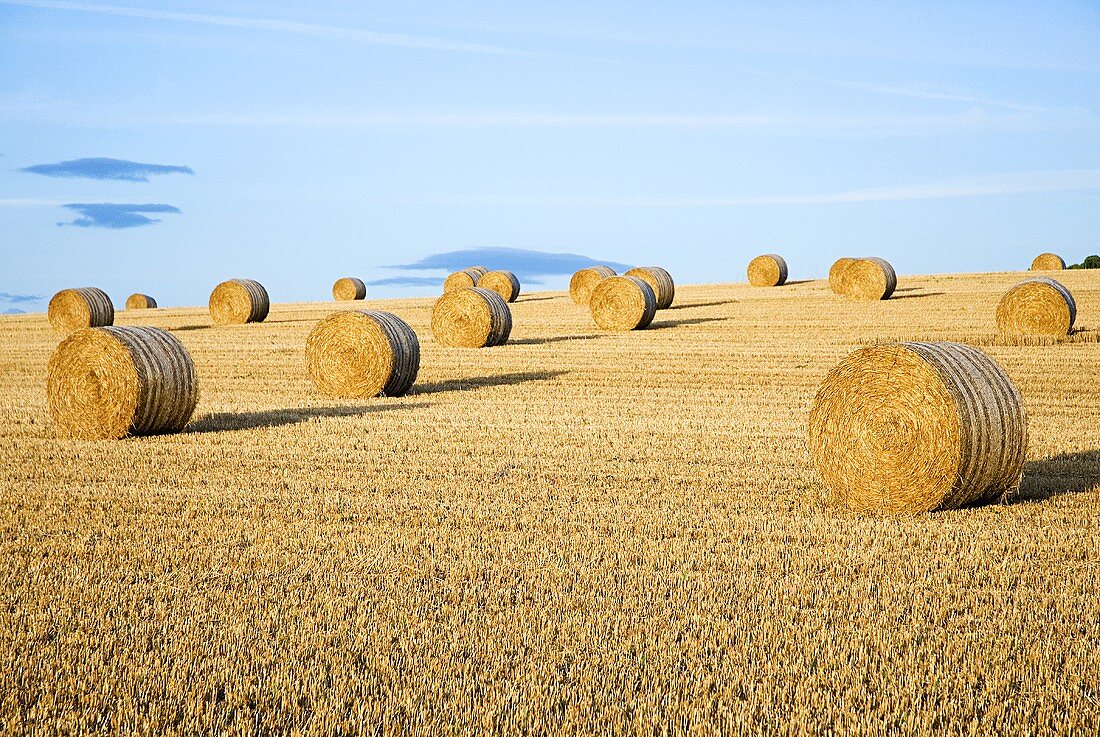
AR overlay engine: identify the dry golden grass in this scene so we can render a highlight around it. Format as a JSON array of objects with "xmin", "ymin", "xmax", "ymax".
[{"xmin": 1, "ymin": 270, "xmax": 1099, "ymax": 734}]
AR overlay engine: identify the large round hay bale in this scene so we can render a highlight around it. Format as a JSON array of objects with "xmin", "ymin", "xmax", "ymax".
[
  {"xmin": 747, "ymin": 254, "xmax": 788, "ymax": 287},
  {"xmin": 443, "ymin": 268, "xmax": 485, "ymax": 293},
  {"xmin": 332, "ymin": 277, "xmax": 367, "ymax": 301},
  {"xmin": 125, "ymin": 293, "xmax": 157, "ymax": 310},
  {"xmin": 569, "ymin": 266, "xmax": 616, "ymax": 304},
  {"xmin": 828, "ymin": 258, "xmax": 857, "ymax": 295},
  {"xmin": 836, "ymin": 257, "xmax": 897, "ymax": 300},
  {"xmin": 48, "ymin": 287, "xmax": 114, "ymax": 336},
  {"xmin": 1030, "ymin": 253, "xmax": 1065, "ymax": 271},
  {"xmin": 808, "ymin": 341, "xmax": 1027, "ymax": 515},
  {"xmin": 306, "ymin": 310, "xmax": 420, "ymax": 398},
  {"xmin": 995, "ymin": 277, "xmax": 1077, "ymax": 337},
  {"xmin": 590, "ymin": 276, "xmax": 656, "ymax": 331},
  {"xmin": 209, "ymin": 279, "xmax": 270, "ymax": 325},
  {"xmin": 625, "ymin": 266, "xmax": 675, "ymax": 309},
  {"xmin": 47, "ymin": 326, "xmax": 199, "ymax": 440},
  {"xmin": 431, "ymin": 287, "xmax": 512, "ymax": 347},
  {"xmin": 478, "ymin": 270, "xmax": 521, "ymax": 302}
]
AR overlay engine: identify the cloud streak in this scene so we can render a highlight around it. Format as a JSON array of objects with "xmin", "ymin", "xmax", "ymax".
[
  {"xmin": 21, "ymin": 157, "xmax": 194, "ymax": 181},
  {"xmin": 2, "ymin": 0, "xmax": 529, "ymax": 56},
  {"xmin": 0, "ymin": 292, "xmax": 43, "ymax": 304},
  {"xmin": 386, "ymin": 247, "xmax": 631, "ymax": 282},
  {"xmin": 57, "ymin": 202, "xmax": 181, "ymax": 228}
]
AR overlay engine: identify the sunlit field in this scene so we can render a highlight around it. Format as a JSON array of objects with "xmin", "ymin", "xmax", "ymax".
[{"xmin": 2, "ymin": 270, "xmax": 1098, "ymax": 733}]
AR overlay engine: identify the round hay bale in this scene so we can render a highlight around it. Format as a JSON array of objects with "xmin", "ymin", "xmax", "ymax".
[
  {"xmin": 209, "ymin": 279, "xmax": 270, "ymax": 325},
  {"xmin": 1030, "ymin": 253, "xmax": 1065, "ymax": 271},
  {"xmin": 48, "ymin": 287, "xmax": 114, "ymax": 336},
  {"xmin": 590, "ymin": 276, "xmax": 656, "ymax": 331},
  {"xmin": 332, "ymin": 277, "xmax": 367, "ymax": 301},
  {"xmin": 443, "ymin": 268, "xmax": 485, "ymax": 293},
  {"xmin": 836, "ymin": 257, "xmax": 897, "ymax": 300},
  {"xmin": 569, "ymin": 266, "xmax": 617, "ymax": 304},
  {"xmin": 995, "ymin": 277, "xmax": 1077, "ymax": 337},
  {"xmin": 125, "ymin": 293, "xmax": 157, "ymax": 310},
  {"xmin": 468, "ymin": 266, "xmax": 489, "ymax": 280},
  {"xmin": 46, "ymin": 326, "xmax": 199, "ymax": 440},
  {"xmin": 828, "ymin": 258, "xmax": 857, "ymax": 295},
  {"xmin": 747, "ymin": 254, "xmax": 788, "ymax": 287},
  {"xmin": 431, "ymin": 287, "xmax": 512, "ymax": 347},
  {"xmin": 625, "ymin": 267, "xmax": 675, "ymax": 309},
  {"xmin": 478, "ymin": 270, "xmax": 521, "ymax": 302},
  {"xmin": 306, "ymin": 310, "xmax": 420, "ymax": 398},
  {"xmin": 808, "ymin": 341, "xmax": 1027, "ymax": 515}
]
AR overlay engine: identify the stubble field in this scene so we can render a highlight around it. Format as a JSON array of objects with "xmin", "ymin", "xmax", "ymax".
[{"xmin": 1, "ymin": 270, "xmax": 1099, "ymax": 734}]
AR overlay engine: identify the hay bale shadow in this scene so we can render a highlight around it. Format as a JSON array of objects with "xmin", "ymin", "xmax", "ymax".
[
  {"xmin": 891, "ymin": 292, "xmax": 946, "ymax": 300},
  {"xmin": 649, "ymin": 316, "xmax": 731, "ymax": 329},
  {"xmin": 411, "ymin": 370, "xmax": 567, "ymax": 395},
  {"xmin": 1014, "ymin": 450, "xmax": 1100, "ymax": 503},
  {"xmin": 665, "ymin": 299, "xmax": 738, "ymax": 311},
  {"xmin": 186, "ymin": 401, "xmax": 426, "ymax": 433},
  {"xmin": 517, "ymin": 296, "xmax": 557, "ymax": 303},
  {"xmin": 510, "ymin": 334, "xmax": 601, "ymax": 346},
  {"xmin": 170, "ymin": 325, "xmax": 212, "ymax": 332}
]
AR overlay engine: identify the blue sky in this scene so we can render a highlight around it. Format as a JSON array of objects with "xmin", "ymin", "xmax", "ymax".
[{"xmin": 1, "ymin": 1, "xmax": 1098, "ymax": 311}]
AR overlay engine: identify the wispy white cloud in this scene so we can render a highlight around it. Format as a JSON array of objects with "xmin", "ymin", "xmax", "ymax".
[
  {"xmin": 0, "ymin": 0, "xmax": 530, "ymax": 56},
  {"xmin": 796, "ymin": 73, "xmax": 1048, "ymax": 114}
]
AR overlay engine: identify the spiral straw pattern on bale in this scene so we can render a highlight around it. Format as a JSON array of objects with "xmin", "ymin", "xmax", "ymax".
[
  {"xmin": 306, "ymin": 310, "xmax": 420, "ymax": 398},
  {"xmin": 569, "ymin": 266, "xmax": 617, "ymax": 305},
  {"xmin": 590, "ymin": 276, "xmax": 657, "ymax": 331},
  {"xmin": 47, "ymin": 287, "xmax": 114, "ymax": 336},
  {"xmin": 835, "ymin": 257, "xmax": 897, "ymax": 300},
  {"xmin": 995, "ymin": 277, "xmax": 1077, "ymax": 337},
  {"xmin": 828, "ymin": 258, "xmax": 857, "ymax": 295},
  {"xmin": 808, "ymin": 341, "xmax": 1027, "ymax": 515},
  {"xmin": 625, "ymin": 266, "xmax": 675, "ymax": 309},
  {"xmin": 209, "ymin": 279, "xmax": 270, "ymax": 325},
  {"xmin": 478, "ymin": 270, "xmax": 521, "ymax": 302},
  {"xmin": 431, "ymin": 287, "xmax": 512, "ymax": 347},
  {"xmin": 46, "ymin": 326, "xmax": 199, "ymax": 440},
  {"xmin": 443, "ymin": 268, "xmax": 486, "ymax": 293},
  {"xmin": 747, "ymin": 254, "xmax": 789, "ymax": 287},
  {"xmin": 1030, "ymin": 253, "xmax": 1066, "ymax": 271},
  {"xmin": 125, "ymin": 293, "xmax": 157, "ymax": 310},
  {"xmin": 332, "ymin": 277, "xmax": 367, "ymax": 301}
]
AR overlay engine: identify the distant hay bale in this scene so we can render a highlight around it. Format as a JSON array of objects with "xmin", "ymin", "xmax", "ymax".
[
  {"xmin": 443, "ymin": 268, "xmax": 485, "ymax": 293},
  {"xmin": 209, "ymin": 279, "xmax": 270, "ymax": 325},
  {"xmin": 808, "ymin": 341, "xmax": 1027, "ymax": 515},
  {"xmin": 996, "ymin": 277, "xmax": 1077, "ymax": 337},
  {"xmin": 332, "ymin": 277, "xmax": 367, "ymax": 301},
  {"xmin": 625, "ymin": 266, "xmax": 675, "ymax": 309},
  {"xmin": 590, "ymin": 276, "xmax": 656, "ymax": 331},
  {"xmin": 569, "ymin": 266, "xmax": 617, "ymax": 304},
  {"xmin": 47, "ymin": 326, "xmax": 199, "ymax": 440},
  {"xmin": 747, "ymin": 254, "xmax": 788, "ymax": 287},
  {"xmin": 125, "ymin": 293, "xmax": 157, "ymax": 310},
  {"xmin": 431, "ymin": 287, "xmax": 512, "ymax": 347},
  {"xmin": 835, "ymin": 257, "xmax": 897, "ymax": 300},
  {"xmin": 306, "ymin": 310, "xmax": 420, "ymax": 398},
  {"xmin": 1030, "ymin": 253, "xmax": 1065, "ymax": 271},
  {"xmin": 48, "ymin": 287, "xmax": 114, "ymax": 336},
  {"xmin": 828, "ymin": 258, "xmax": 857, "ymax": 295},
  {"xmin": 478, "ymin": 270, "xmax": 521, "ymax": 302}
]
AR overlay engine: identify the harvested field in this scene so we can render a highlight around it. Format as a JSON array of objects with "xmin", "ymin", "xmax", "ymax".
[{"xmin": 1, "ymin": 270, "xmax": 1099, "ymax": 733}]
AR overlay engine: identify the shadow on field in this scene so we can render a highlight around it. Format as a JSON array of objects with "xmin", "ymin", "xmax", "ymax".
[
  {"xmin": 782, "ymin": 279, "xmax": 815, "ymax": 286},
  {"xmin": 170, "ymin": 324, "xmax": 212, "ymax": 332},
  {"xmin": 510, "ymin": 334, "xmax": 601, "ymax": 345},
  {"xmin": 265, "ymin": 318, "xmax": 315, "ymax": 324},
  {"xmin": 666, "ymin": 299, "xmax": 738, "ymax": 311},
  {"xmin": 411, "ymin": 370, "xmax": 567, "ymax": 395},
  {"xmin": 649, "ymin": 316, "xmax": 732, "ymax": 330},
  {"xmin": 891, "ymin": 292, "xmax": 945, "ymax": 300},
  {"xmin": 1014, "ymin": 450, "xmax": 1100, "ymax": 503},
  {"xmin": 518, "ymin": 296, "xmax": 557, "ymax": 303},
  {"xmin": 186, "ymin": 402, "xmax": 426, "ymax": 433}
]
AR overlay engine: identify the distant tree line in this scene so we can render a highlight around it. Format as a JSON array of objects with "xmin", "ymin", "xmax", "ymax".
[{"xmin": 1069, "ymin": 255, "xmax": 1100, "ymax": 269}]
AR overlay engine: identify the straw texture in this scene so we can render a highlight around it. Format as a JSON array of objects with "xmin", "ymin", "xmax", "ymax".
[
  {"xmin": 478, "ymin": 270, "xmax": 521, "ymax": 302},
  {"xmin": 209, "ymin": 279, "xmax": 270, "ymax": 324},
  {"xmin": 996, "ymin": 277, "xmax": 1077, "ymax": 337},
  {"xmin": 306, "ymin": 310, "xmax": 420, "ymax": 398},
  {"xmin": 1030, "ymin": 253, "xmax": 1066, "ymax": 271},
  {"xmin": 835, "ymin": 257, "xmax": 897, "ymax": 300},
  {"xmin": 625, "ymin": 267, "xmax": 675, "ymax": 309},
  {"xmin": 828, "ymin": 258, "xmax": 857, "ymax": 295},
  {"xmin": 569, "ymin": 266, "xmax": 616, "ymax": 305},
  {"xmin": 808, "ymin": 341, "xmax": 1027, "ymax": 515},
  {"xmin": 590, "ymin": 276, "xmax": 656, "ymax": 331},
  {"xmin": 48, "ymin": 287, "xmax": 114, "ymax": 336},
  {"xmin": 431, "ymin": 288, "xmax": 512, "ymax": 347},
  {"xmin": 747, "ymin": 254, "xmax": 789, "ymax": 287},
  {"xmin": 47, "ymin": 326, "xmax": 199, "ymax": 440},
  {"xmin": 125, "ymin": 293, "xmax": 157, "ymax": 310},
  {"xmin": 332, "ymin": 277, "xmax": 367, "ymax": 301},
  {"xmin": 443, "ymin": 268, "xmax": 485, "ymax": 293}
]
